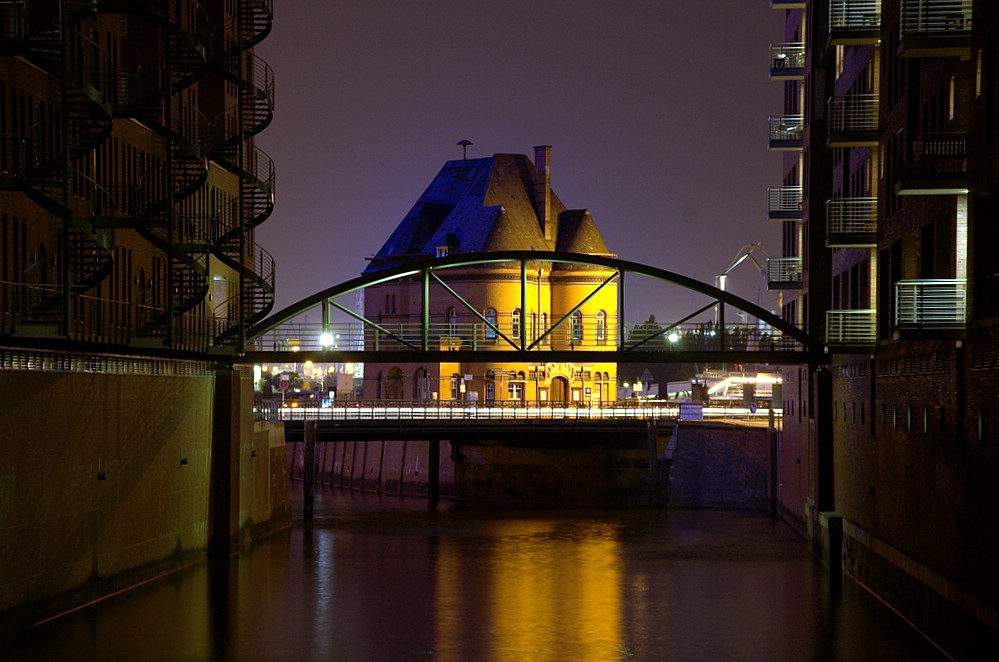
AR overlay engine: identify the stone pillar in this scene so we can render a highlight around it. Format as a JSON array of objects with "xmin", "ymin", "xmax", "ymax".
[
  {"xmin": 209, "ymin": 365, "xmax": 240, "ymax": 559},
  {"xmin": 428, "ymin": 439, "xmax": 440, "ymax": 507},
  {"xmin": 815, "ymin": 366, "xmax": 834, "ymax": 511},
  {"xmin": 304, "ymin": 420, "xmax": 316, "ymax": 520}
]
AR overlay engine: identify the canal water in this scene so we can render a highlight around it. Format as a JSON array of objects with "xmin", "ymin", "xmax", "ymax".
[{"xmin": 4, "ymin": 485, "xmax": 948, "ymax": 662}]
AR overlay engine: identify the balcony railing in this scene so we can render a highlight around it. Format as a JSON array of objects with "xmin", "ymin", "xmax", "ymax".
[
  {"xmin": 767, "ymin": 257, "xmax": 803, "ymax": 290},
  {"xmin": 769, "ymin": 186, "xmax": 803, "ymax": 221},
  {"xmin": 826, "ymin": 309, "xmax": 877, "ymax": 346},
  {"xmin": 895, "ymin": 131, "xmax": 968, "ymax": 195},
  {"xmin": 770, "ymin": 42, "xmax": 805, "ymax": 79},
  {"xmin": 894, "ymin": 279, "xmax": 966, "ymax": 329},
  {"xmin": 828, "ymin": 94, "xmax": 879, "ymax": 146},
  {"xmin": 826, "ymin": 197, "xmax": 877, "ymax": 246},
  {"xmin": 829, "ymin": 0, "xmax": 882, "ymax": 44},
  {"xmin": 769, "ymin": 115, "xmax": 803, "ymax": 151},
  {"xmin": 899, "ymin": 0, "xmax": 972, "ymax": 57}
]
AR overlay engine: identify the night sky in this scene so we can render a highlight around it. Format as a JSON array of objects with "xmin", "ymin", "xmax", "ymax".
[{"xmin": 255, "ymin": 1, "xmax": 784, "ymax": 323}]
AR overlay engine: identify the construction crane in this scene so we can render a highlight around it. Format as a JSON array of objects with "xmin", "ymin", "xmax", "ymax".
[{"xmin": 715, "ymin": 241, "xmax": 773, "ymax": 324}]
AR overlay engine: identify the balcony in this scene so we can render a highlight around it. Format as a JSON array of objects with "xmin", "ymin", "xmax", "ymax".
[
  {"xmin": 895, "ymin": 131, "xmax": 968, "ymax": 195},
  {"xmin": 826, "ymin": 197, "xmax": 877, "ymax": 246},
  {"xmin": 770, "ymin": 42, "xmax": 805, "ymax": 80},
  {"xmin": 829, "ymin": 0, "xmax": 882, "ymax": 45},
  {"xmin": 828, "ymin": 94, "xmax": 879, "ymax": 147},
  {"xmin": 769, "ymin": 115, "xmax": 803, "ymax": 151},
  {"xmin": 826, "ymin": 309, "xmax": 877, "ymax": 347},
  {"xmin": 899, "ymin": 0, "xmax": 972, "ymax": 57},
  {"xmin": 894, "ymin": 279, "xmax": 966, "ymax": 331},
  {"xmin": 767, "ymin": 257, "xmax": 803, "ymax": 290},
  {"xmin": 769, "ymin": 186, "xmax": 802, "ymax": 222}
]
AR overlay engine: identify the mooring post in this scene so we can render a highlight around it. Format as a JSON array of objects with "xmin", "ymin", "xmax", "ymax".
[
  {"xmin": 304, "ymin": 420, "xmax": 316, "ymax": 520},
  {"xmin": 428, "ymin": 439, "xmax": 440, "ymax": 508},
  {"xmin": 768, "ymin": 408, "xmax": 777, "ymax": 516}
]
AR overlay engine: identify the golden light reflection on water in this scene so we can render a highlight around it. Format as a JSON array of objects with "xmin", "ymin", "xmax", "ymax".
[{"xmin": 434, "ymin": 519, "xmax": 622, "ymax": 661}]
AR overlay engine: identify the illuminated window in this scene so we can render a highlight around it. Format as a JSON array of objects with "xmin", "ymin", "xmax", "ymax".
[
  {"xmin": 596, "ymin": 310, "xmax": 607, "ymax": 343},
  {"xmin": 484, "ymin": 307, "xmax": 497, "ymax": 340},
  {"xmin": 512, "ymin": 307, "xmax": 521, "ymax": 339},
  {"xmin": 571, "ymin": 310, "xmax": 583, "ymax": 342},
  {"xmin": 948, "ymin": 76, "xmax": 956, "ymax": 121},
  {"xmin": 450, "ymin": 374, "xmax": 461, "ymax": 400},
  {"xmin": 485, "ymin": 370, "xmax": 495, "ymax": 401},
  {"xmin": 976, "ymin": 50, "xmax": 983, "ymax": 98},
  {"xmin": 415, "ymin": 368, "xmax": 431, "ymax": 400}
]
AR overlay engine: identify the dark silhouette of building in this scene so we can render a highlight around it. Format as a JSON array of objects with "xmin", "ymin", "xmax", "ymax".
[{"xmin": 769, "ymin": 1, "xmax": 998, "ymax": 655}]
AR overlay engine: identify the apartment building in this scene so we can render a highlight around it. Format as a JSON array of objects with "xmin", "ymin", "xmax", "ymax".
[{"xmin": 769, "ymin": 0, "xmax": 998, "ymax": 654}]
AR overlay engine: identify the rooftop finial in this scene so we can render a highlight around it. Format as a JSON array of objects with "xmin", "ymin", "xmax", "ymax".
[{"xmin": 457, "ymin": 139, "xmax": 472, "ymax": 160}]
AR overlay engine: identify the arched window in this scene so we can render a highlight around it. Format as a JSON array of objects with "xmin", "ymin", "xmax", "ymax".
[
  {"xmin": 541, "ymin": 313, "xmax": 549, "ymax": 344},
  {"xmin": 511, "ymin": 308, "xmax": 521, "ymax": 339},
  {"xmin": 595, "ymin": 310, "xmax": 607, "ymax": 343},
  {"xmin": 450, "ymin": 374, "xmax": 461, "ymax": 400},
  {"xmin": 530, "ymin": 312, "xmax": 538, "ymax": 341},
  {"xmin": 447, "ymin": 307, "xmax": 457, "ymax": 336},
  {"xmin": 571, "ymin": 310, "xmax": 583, "ymax": 343},
  {"xmin": 415, "ymin": 368, "xmax": 431, "ymax": 400},
  {"xmin": 484, "ymin": 307, "xmax": 497, "ymax": 340}
]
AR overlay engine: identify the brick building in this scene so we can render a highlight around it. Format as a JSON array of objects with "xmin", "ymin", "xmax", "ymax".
[
  {"xmin": 360, "ymin": 146, "xmax": 619, "ymax": 405},
  {"xmin": 0, "ymin": 0, "xmax": 287, "ymax": 632},
  {"xmin": 769, "ymin": 0, "xmax": 998, "ymax": 654}
]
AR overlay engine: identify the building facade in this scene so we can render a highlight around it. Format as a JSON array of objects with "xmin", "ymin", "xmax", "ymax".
[
  {"xmin": 361, "ymin": 146, "xmax": 618, "ymax": 405},
  {"xmin": 0, "ymin": 0, "xmax": 286, "ymax": 634},
  {"xmin": 0, "ymin": 0, "xmax": 275, "ymax": 351},
  {"xmin": 769, "ymin": 0, "xmax": 998, "ymax": 654}
]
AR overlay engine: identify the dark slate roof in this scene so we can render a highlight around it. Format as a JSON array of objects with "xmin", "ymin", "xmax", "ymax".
[
  {"xmin": 555, "ymin": 209, "xmax": 612, "ymax": 255},
  {"xmin": 364, "ymin": 152, "xmax": 613, "ymax": 273}
]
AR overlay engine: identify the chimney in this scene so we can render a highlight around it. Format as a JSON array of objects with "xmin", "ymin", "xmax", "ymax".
[{"xmin": 533, "ymin": 145, "xmax": 552, "ymax": 240}]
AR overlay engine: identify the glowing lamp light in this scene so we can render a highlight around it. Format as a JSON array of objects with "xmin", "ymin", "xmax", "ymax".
[
  {"xmin": 668, "ymin": 332, "xmax": 680, "ymax": 343},
  {"xmin": 320, "ymin": 332, "xmax": 335, "ymax": 347}
]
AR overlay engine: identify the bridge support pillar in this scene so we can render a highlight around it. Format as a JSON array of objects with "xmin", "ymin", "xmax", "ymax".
[
  {"xmin": 428, "ymin": 439, "xmax": 440, "ymax": 508},
  {"xmin": 646, "ymin": 421, "xmax": 662, "ymax": 505},
  {"xmin": 209, "ymin": 365, "xmax": 240, "ymax": 559},
  {"xmin": 304, "ymin": 420, "xmax": 316, "ymax": 520}
]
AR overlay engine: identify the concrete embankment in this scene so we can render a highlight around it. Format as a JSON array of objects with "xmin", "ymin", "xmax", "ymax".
[
  {"xmin": 289, "ymin": 421, "xmax": 777, "ymax": 511},
  {"xmin": 666, "ymin": 422, "xmax": 776, "ymax": 511},
  {"xmin": 0, "ymin": 364, "xmax": 291, "ymax": 637},
  {"xmin": 287, "ymin": 428, "xmax": 673, "ymax": 507}
]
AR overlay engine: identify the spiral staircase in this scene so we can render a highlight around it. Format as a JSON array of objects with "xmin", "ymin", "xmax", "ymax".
[
  {"xmin": 0, "ymin": 1, "xmax": 115, "ymax": 328},
  {"xmin": 208, "ymin": 0, "xmax": 276, "ymax": 349},
  {"xmin": 1, "ymin": 0, "xmax": 275, "ymax": 352}
]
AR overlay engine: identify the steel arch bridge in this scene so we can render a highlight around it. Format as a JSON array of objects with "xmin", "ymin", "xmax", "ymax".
[{"xmin": 242, "ymin": 250, "xmax": 825, "ymax": 365}]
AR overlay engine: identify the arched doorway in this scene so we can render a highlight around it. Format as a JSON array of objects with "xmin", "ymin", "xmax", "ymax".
[
  {"xmin": 385, "ymin": 367, "xmax": 404, "ymax": 399},
  {"xmin": 551, "ymin": 376, "xmax": 569, "ymax": 404}
]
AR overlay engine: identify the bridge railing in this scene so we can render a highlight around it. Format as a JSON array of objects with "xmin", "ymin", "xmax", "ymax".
[
  {"xmin": 247, "ymin": 320, "xmax": 804, "ymax": 354},
  {"xmin": 255, "ymin": 399, "xmax": 782, "ymax": 424}
]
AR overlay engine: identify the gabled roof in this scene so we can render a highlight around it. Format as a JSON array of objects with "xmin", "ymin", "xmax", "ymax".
[{"xmin": 364, "ymin": 151, "xmax": 613, "ymax": 272}]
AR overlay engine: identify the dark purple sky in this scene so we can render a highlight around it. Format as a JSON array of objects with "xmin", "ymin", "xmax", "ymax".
[{"xmin": 255, "ymin": 1, "xmax": 784, "ymax": 323}]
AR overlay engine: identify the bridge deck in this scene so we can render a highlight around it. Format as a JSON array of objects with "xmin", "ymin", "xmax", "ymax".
[{"xmin": 267, "ymin": 403, "xmax": 779, "ymax": 443}]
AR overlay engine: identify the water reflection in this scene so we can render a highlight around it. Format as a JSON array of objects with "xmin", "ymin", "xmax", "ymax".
[{"xmin": 2, "ymin": 487, "xmax": 947, "ymax": 662}]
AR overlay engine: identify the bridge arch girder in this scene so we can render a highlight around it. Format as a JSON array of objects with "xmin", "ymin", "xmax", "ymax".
[{"xmin": 244, "ymin": 250, "xmax": 823, "ymax": 363}]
